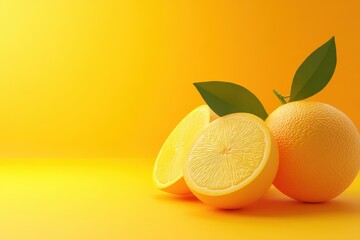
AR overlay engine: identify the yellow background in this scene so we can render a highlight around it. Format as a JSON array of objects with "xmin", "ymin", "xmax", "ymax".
[
  {"xmin": 0, "ymin": 0, "xmax": 359, "ymax": 158},
  {"xmin": 0, "ymin": 1, "xmax": 360, "ymax": 239}
]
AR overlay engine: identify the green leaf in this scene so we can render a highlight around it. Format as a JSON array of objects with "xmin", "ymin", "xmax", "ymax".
[
  {"xmin": 290, "ymin": 36, "xmax": 337, "ymax": 102},
  {"xmin": 194, "ymin": 81, "xmax": 268, "ymax": 120}
]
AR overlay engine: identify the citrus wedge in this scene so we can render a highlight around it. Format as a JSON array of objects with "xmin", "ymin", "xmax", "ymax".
[
  {"xmin": 153, "ymin": 105, "xmax": 214, "ymax": 195},
  {"xmin": 184, "ymin": 113, "xmax": 279, "ymax": 209}
]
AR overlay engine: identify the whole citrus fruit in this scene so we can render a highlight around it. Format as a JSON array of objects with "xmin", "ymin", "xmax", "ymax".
[
  {"xmin": 266, "ymin": 101, "xmax": 360, "ymax": 202},
  {"xmin": 184, "ymin": 113, "xmax": 278, "ymax": 209}
]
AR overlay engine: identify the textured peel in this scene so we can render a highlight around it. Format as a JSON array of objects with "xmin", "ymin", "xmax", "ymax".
[{"xmin": 266, "ymin": 101, "xmax": 360, "ymax": 202}]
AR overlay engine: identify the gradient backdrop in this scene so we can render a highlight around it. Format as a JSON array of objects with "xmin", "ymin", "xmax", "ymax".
[
  {"xmin": 0, "ymin": 1, "xmax": 359, "ymax": 239},
  {"xmin": 0, "ymin": 0, "xmax": 359, "ymax": 158}
]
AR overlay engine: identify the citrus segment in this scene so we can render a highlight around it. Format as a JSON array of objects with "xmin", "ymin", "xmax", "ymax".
[
  {"xmin": 153, "ymin": 105, "xmax": 213, "ymax": 195},
  {"xmin": 184, "ymin": 113, "xmax": 278, "ymax": 209}
]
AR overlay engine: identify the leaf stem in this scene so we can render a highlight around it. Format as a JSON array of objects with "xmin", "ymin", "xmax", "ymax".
[{"xmin": 273, "ymin": 89, "xmax": 287, "ymax": 104}]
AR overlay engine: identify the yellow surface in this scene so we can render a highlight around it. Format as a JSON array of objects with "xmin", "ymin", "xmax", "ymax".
[
  {"xmin": 0, "ymin": 0, "xmax": 360, "ymax": 158},
  {"xmin": 0, "ymin": 158, "xmax": 359, "ymax": 240}
]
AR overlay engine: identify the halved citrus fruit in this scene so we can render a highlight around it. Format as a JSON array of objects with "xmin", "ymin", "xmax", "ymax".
[
  {"xmin": 153, "ymin": 105, "xmax": 214, "ymax": 195},
  {"xmin": 184, "ymin": 113, "xmax": 279, "ymax": 209}
]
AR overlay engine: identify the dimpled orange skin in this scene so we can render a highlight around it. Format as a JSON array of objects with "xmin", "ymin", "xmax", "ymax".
[{"xmin": 266, "ymin": 101, "xmax": 360, "ymax": 202}]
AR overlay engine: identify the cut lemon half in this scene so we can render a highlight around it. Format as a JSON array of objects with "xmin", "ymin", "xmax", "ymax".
[
  {"xmin": 184, "ymin": 113, "xmax": 279, "ymax": 208},
  {"xmin": 153, "ymin": 105, "xmax": 215, "ymax": 195}
]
